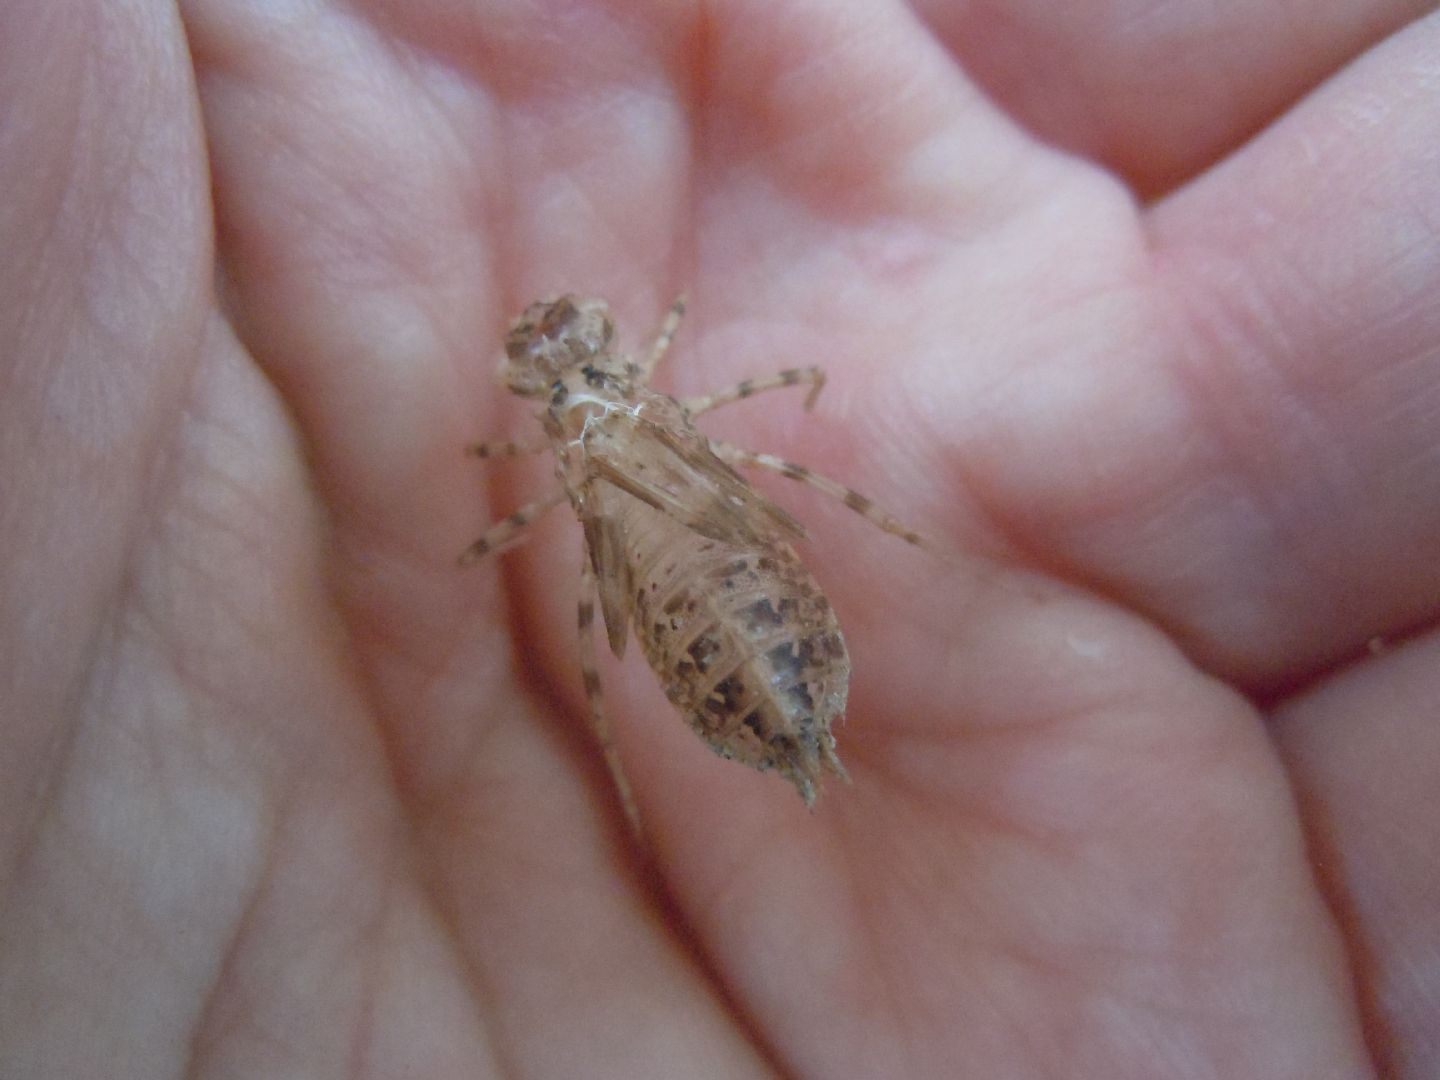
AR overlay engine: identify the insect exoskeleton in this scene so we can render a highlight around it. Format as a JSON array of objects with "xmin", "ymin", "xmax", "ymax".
[{"xmin": 465, "ymin": 294, "xmax": 925, "ymax": 830}]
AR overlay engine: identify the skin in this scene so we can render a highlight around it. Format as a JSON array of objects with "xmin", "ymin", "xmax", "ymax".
[{"xmin": 1, "ymin": 0, "xmax": 1436, "ymax": 1076}]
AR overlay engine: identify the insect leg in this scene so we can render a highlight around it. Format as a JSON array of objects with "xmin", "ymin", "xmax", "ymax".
[
  {"xmin": 633, "ymin": 294, "xmax": 687, "ymax": 382},
  {"xmin": 681, "ymin": 366, "xmax": 826, "ymax": 418},
  {"xmin": 711, "ymin": 440, "xmax": 926, "ymax": 548},
  {"xmin": 578, "ymin": 554, "xmax": 644, "ymax": 839},
  {"xmin": 458, "ymin": 489, "xmax": 567, "ymax": 565},
  {"xmin": 465, "ymin": 438, "xmax": 548, "ymax": 460}
]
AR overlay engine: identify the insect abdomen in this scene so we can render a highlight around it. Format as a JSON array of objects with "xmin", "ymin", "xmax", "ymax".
[{"xmin": 623, "ymin": 503, "xmax": 851, "ymax": 803}]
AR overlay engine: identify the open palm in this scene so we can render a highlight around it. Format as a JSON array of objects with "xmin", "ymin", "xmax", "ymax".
[{"xmin": 3, "ymin": 1, "xmax": 1437, "ymax": 1076}]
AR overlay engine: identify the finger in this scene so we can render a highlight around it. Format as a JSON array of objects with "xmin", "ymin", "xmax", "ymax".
[
  {"xmin": 910, "ymin": 0, "xmax": 1432, "ymax": 194},
  {"xmin": 185, "ymin": 0, "xmax": 501, "ymax": 513},
  {"xmin": 699, "ymin": 0, "xmax": 1032, "ymax": 216},
  {"xmin": 184, "ymin": 0, "xmax": 573, "ymax": 781},
  {"xmin": 1141, "ymin": 13, "xmax": 1440, "ymax": 683},
  {"xmin": 0, "ymin": 1, "xmax": 210, "ymax": 864},
  {"xmin": 1272, "ymin": 630, "xmax": 1440, "ymax": 1077}
]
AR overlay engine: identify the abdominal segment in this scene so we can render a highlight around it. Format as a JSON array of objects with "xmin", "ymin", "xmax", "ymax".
[{"xmin": 625, "ymin": 505, "xmax": 851, "ymax": 804}]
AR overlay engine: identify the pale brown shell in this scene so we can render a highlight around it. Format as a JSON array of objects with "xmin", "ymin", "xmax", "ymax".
[{"xmin": 466, "ymin": 295, "xmax": 927, "ymax": 827}]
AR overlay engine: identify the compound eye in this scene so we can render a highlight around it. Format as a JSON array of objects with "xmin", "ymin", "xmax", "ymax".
[
  {"xmin": 538, "ymin": 296, "xmax": 580, "ymax": 336},
  {"xmin": 503, "ymin": 297, "xmax": 570, "ymax": 363}
]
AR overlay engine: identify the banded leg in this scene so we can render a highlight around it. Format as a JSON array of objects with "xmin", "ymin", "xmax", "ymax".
[
  {"xmin": 465, "ymin": 437, "xmax": 548, "ymax": 460},
  {"xmin": 633, "ymin": 294, "xmax": 687, "ymax": 383},
  {"xmin": 681, "ymin": 366, "xmax": 825, "ymax": 417},
  {"xmin": 578, "ymin": 555, "xmax": 643, "ymax": 839},
  {"xmin": 457, "ymin": 489, "xmax": 566, "ymax": 565},
  {"xmin": 712, "ymin": 440, "xmax": 926, "ymax": 548}
]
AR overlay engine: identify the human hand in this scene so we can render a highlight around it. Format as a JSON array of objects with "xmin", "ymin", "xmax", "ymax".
[{"xmin": 2, "ymin": 1, "xmax": 1436, "ymax": 1077}]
